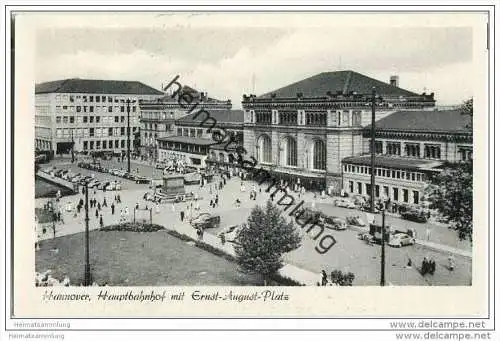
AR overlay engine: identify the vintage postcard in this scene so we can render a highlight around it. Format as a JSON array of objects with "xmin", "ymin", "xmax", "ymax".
[{"xmin": 3, "ymin": 6, "xmax": 496, "ymax": 336}]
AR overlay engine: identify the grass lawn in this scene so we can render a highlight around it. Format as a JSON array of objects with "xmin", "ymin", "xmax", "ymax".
[{"xmin": 36, "ymin": 230, "xmax": 262, "ymax": 286}]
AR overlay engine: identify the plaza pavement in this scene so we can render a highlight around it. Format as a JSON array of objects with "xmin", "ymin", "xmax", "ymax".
[{"xmin": 35, "ymin": 158, "xmax": 472, "ymax": 286}]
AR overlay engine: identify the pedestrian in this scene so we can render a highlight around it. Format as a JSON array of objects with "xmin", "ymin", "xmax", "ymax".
[
  {"xmin": 321, "ymin": 270, "xmax": 328, "ymax": 286},
  {"xmin": 210, "ymin": 199, "xmax": 213, "ymax": 208},
  {"xmin": 448, "ymin": 255, "xmax": 455, "ymax": 271},
  {"xmin": 114, "ymin": 195, "xmax": 117, "ymax": 202},
  {"xmin": 429, "ymin": 258, "xmax": 436, "ymax": 275},
  {"xmin": 117, "ymin": 194, "xmax": 121, "ymax": 203},
  {"xmin": 407, "ymin": 256, "xmax": 412, "ymax": 268},
  {"xmin": 111, "ymin": 203, "xmax": 115, "ymax": 215},
  {"xmin": 97, "ymin": 202, "xmax": 101, "ymax": 211},
  {"xmin": 95, "ymin": 208, "xmax": 99, "ymax": 218},
  {"xmin": 421, "ymin": 257, "xmax": 429, "ymax": 275},
  {"xmin": 180, "ymin": 210, "xmax": 185, "ymax": 222},
  {"xmin": 103, "ymin": 198, "xmax": 107, "ymax": 207},
  {"xmin": 99, "ymin": 215, "xmax": 103, "ymax": 228},
  {"xmin": 215, "ymin": 195, "xmax": 219, "ymax": 207},
  {"xmin": 426, "ymin": 227, "xmax": 431, "ymax": 241},
  {"xmin": 220, "ymin": 232, "xmax": 226, "ymax": 245},
  {"xmin": 135, "ymin": 203, "xmax": 139, "ymax": 210},
  {"xmin": 57, "ymin": 211, "xmax": 61, "ymax": 222}
]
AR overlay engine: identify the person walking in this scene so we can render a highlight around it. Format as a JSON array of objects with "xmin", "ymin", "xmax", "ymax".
[
  {"xmin": 180, "ymin": 210, "xmax": 185, "ymax": 222},
  {"xmin": 103, "ymin": 198, "xmax": 107, "ymax": 208},
  {"xmin": 95, "ymin": 208, "xmax": 99, "ymax": 218},
  {"xmin": 97, "ymin": 202, "xmax": 101, "ymax": 211},
  {"xmin": 426, "ymin": 227, "xmax": 431, "ymax": 241},
  {"xmin": 321, "ymin": 270, "xmax": 328, "ymax": 286},
  {"xmin": 99, "ymin": 214, "xmax": 103, "ymax": 229},
  {"xmin": 111, "ymin": 203, "xmax": 115, "ymax": 215}
]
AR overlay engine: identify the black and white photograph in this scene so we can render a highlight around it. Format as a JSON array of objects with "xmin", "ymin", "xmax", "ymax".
[
  {"xmin": 30, "ymin": 13, "xmax": 476, "ymax": 288},
  {"xmin": 4, "ymin": 7, "xmax": 496, "ymax": 333}
]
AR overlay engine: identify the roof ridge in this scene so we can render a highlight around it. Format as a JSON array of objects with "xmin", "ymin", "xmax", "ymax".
[{"xmin": 342, "ymin": 71, "xmax": 353, "ymax": 95}]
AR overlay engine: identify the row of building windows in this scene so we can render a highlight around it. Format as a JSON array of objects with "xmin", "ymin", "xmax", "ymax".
[
  {"xmin": 55, "ymin": 94, "xmax": 138, "ymax": 104},
  {"xmin": 55, "ymin": 127, "xmax": 137, "ymax": 138},
  {"xmin": 55, "ymin": 115, "xmax": 139, "ymax": 125},
  {"xmin": 144, "ymin": 123, "xmax": 172, "ymax": 132},
  {"xmin": 158, "ymin": 142, "xmax": 209, "ymax": 154},
  {"xmin": 82, "ymin": 139, "xmax": 128, "ymax": 150},
  {"xmin": 372, "ymin": 141, "xmax": 442, "ymax": 159},
  {"xmin": 140, "ymin": 111, "xmax": 176, "ymax": 120},
  {"xmin": 343, "ymin": 163, "xmax": 427, "ymax": 182},
  {"xmin": 177, "ymin": 128, "xmax": 205, "ymax": 138},
  {"xmin": 256, "ymin": 134, "xmax": 327, "ymax": 170},
  {"xmin": 347, "ymin": 181, "xmax": 420, "ymax": 204},
  {"xmin": 254, "ymin": 110, "xmax": 362, "ymax": 127},
  {"xmin": 55, "ymin": 105, "xmax": 137, "ymax": 113}
]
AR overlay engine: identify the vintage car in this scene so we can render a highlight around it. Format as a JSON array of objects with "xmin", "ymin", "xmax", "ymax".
[
  {"xmin": 322, "ymin": 216, "xmax": 347, "ymax": 230},
  {"xmin": 190, "ymin": 213, "xmax": 221, "ymax": 229},
  {"xmin": 388, "ymin": 233, "xmax": 416, "ymax": 247},
  {"xmin": 334, "ymin": 198, "xmax": 357, "ymax": 209}
]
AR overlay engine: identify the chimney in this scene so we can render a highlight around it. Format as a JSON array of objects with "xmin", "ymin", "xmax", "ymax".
[{"xmin": 390, "ymin": 75, "xmax": 399, "ymax": 87}]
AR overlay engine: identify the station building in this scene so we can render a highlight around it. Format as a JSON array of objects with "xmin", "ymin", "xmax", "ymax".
[
  {"xmin": 156, "ymin": 109, "xmax": 244, "ymax": 170},
  {"xmin": 139, "ymin": 85, "xmax": 233, "ymax": 160},
  {"xmin": 342, "ymin": 109, "xmax": 472, "ymax": 205},
  {"xmin": 241, "ymin": 70, "xmax": 436, "ymax": 193},
  {"xmin": 35, "ymin": 79, "xmax": 164, "ymax": 154}
]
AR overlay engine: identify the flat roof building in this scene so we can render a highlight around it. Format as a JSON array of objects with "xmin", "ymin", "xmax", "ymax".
[{"xmin": 35, "ymin": 78, "xmax": 164, "ymax": 155}]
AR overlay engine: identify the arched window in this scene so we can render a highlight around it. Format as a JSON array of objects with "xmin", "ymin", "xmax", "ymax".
[
  {"xmin": 285, "ymin": 136, "xmax": 297, "ymax": 166},
  {"xmin": 313, "ymin": 139, "xmax": 326, "ymax": 170},
  {"xmin": 257, "ymin": 134, "xmax": 272, "ymax": 163}
]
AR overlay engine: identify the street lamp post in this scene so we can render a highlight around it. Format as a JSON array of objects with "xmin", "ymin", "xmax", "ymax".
[
  {"xmin": 380, "ymin": 197, "xmax": 387, "ymax": 287},
  {"xmin": 370, "ymin": 87, "xmax": 376, "ymax": 213},
  {"xmin": 71, "ymin": 129, "xmax": 75, "ymax": 163},
  {"xmin": 126, "ymin": 99, "xmax": 131, "ymax": 174},
  {"xmin": 83, "ymin": 181, "xmax": 90, "ymax": 286}
]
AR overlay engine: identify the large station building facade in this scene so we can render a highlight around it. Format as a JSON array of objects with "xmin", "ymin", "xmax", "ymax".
[{"xmin": 241, "ymin": 70, "xmax": 436, "ymax": 194}]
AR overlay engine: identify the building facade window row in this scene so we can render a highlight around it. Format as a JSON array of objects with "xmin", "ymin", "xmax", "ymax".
[
  {"xmin": 343, "ymin": 163, "xmax": 427, "ymax": 182},
  {"xmin": 346, "ymin": 180, "xmax": 420, "ymax": 204},
  {"xmin": 82, "ymin": 139, "xmax": 128, "ymax": 151}
]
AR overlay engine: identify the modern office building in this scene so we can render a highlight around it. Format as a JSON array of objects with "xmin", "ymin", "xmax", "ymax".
[
  {"xmin": 241, "ymin": 70, "xmax": 436, "ymax": 194},
  {"xmin": 139, "ymin": 85, "xmax": 232, "ymax": 160},
  {"xmin": 341, "ymin": 109, "xmax": 472, "ymax": 205},
  {"xmin": 35, "ymin": 79, "xmax": 164, "ymax": 154}
]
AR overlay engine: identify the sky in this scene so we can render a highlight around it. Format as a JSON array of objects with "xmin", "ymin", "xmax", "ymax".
[{"xmin": 33, "ymin": 13, "xmax": 479, "ymax": 108}]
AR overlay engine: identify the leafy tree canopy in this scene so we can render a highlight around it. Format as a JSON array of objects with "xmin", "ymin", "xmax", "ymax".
[{"xmin": 234, "ymin": 201, "xmax": 302, "ymax": 280}]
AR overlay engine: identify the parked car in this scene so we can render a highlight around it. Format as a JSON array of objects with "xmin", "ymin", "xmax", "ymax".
[
  {"xmin": 87, "ymin": 180, "xmax": 100, "ymax": 188},
  {"xmin": 190, "ymin": 213, "xmax": 221, "ymax": 229},
  {"xmin": 98, "ymin": 181, "xmax": 110, "ymax": 190},
  {"xmin": 322, "ymin": 216, "xmax": 347, "ymax": 230},
  {"xmin": 346, "ymin": 215, "xmax": 366, "ymax": 227},
  {"xmin": 135, "ymin": 176, "xmax": 150, "ymax": 184},
  {"xmin": 401, "ymin": 210, "xmax": 429, "ymax": 223},
  {"xmin": 388, "ymin": 233, "xmax": 416, "ymax": 247},
  {"xmin": 335, "ymin": 198, "xmax": 357, "ymax": 209},
  {"xmin": 219, "ymin": 224, "xmax": 241, "ymax": 242}
]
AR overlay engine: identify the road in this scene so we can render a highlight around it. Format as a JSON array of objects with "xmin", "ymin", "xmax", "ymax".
[{"xmin": 36, "ymin": 157, "xmax": 472, "ymax": 286}]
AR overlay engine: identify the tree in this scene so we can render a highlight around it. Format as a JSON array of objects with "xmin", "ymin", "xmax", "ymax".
[
  {"xmin": 425, "ymin": 161, "xmax": 472, "ymax": 241},
  {"xmin": 460, "ymin": 97, "xmax": 473, "ymax": 130},
  {"xmin": 330, "ymin": 270, "xmax": 355, "ymax": 286},
  {"xmin": 234, "ymin": 200, "xmax": 302, "ymax": 285}
]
